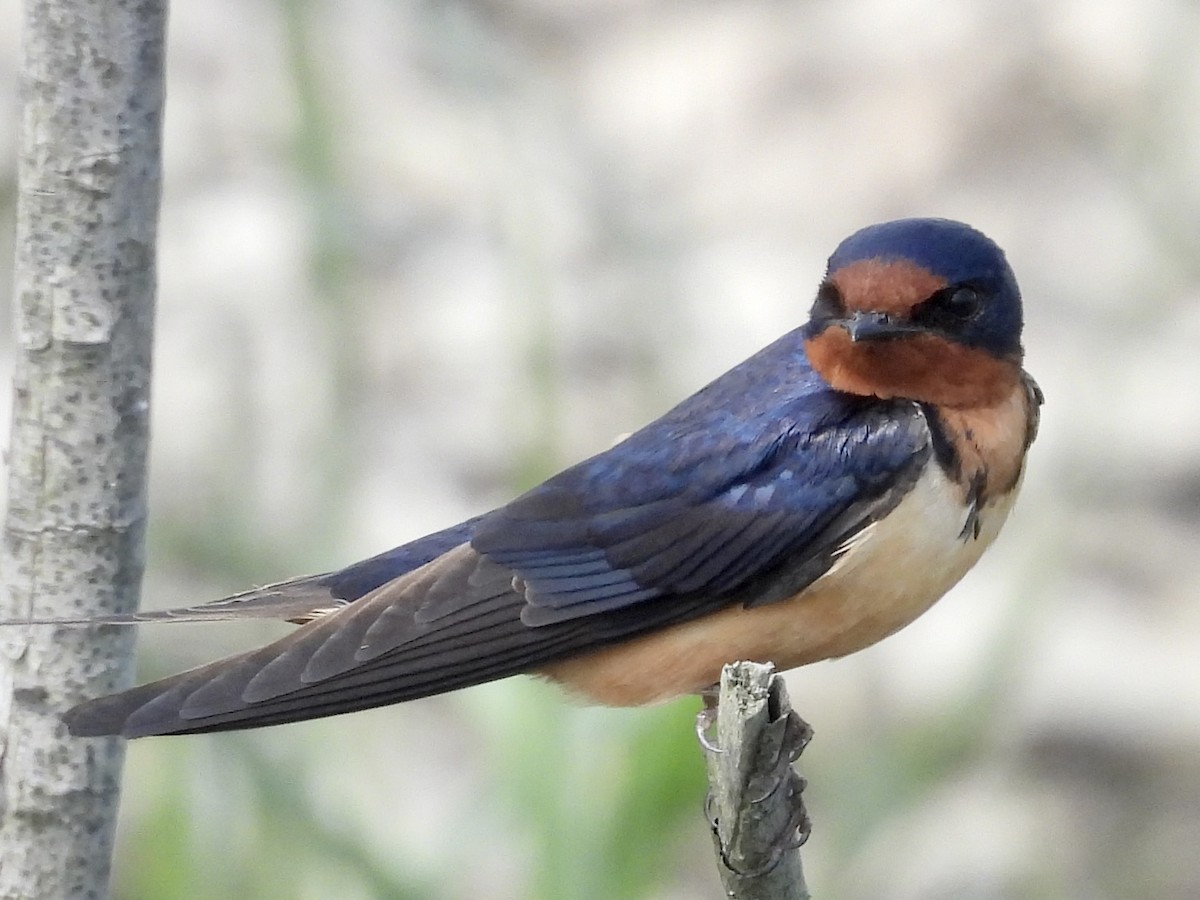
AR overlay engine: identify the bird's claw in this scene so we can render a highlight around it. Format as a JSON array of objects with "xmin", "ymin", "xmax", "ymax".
[
  {"xmin": 695, "ymin": 683, "xmax": 722, "ymax": 753},
  {"xmin": 708, "ymin": 769, "xmax": 811, "ymax": 878},
  {"xmin": 745, "ymin": 709, "xmax": 812, "ymax": 848}
]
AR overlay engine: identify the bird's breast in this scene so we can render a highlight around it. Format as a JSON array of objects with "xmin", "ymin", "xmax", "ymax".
[{"xmin": 540, "ymin": 459, "xmax": 1021, "ymax": 706}]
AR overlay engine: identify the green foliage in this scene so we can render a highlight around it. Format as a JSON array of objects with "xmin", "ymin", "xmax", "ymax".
[{"xmin": 466, "ymin": 680, "xmax": 707, "ymax": 900}]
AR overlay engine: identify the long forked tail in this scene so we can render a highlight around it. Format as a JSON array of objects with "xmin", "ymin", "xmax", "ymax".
[
  {"xmin": 0, "ymin": 575, "xmax": 346, "ymax": 627},
  {"xmin": 61, "ymin": 546, "xmax": 545, "ymax": 738},
  {"xmin": 0, "ymin": 516, "xmax": 488, "ymax": 629}
]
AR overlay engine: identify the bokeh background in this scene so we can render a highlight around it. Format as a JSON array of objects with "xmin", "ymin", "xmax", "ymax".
[{"xmin": 3, "ymin": 1, "xmax": 1200, "ymax": 898}]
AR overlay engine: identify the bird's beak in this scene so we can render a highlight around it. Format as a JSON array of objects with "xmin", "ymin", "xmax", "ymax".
[{"xmin": 840, "ymin": 311, "xmax": 926, "ymax": 342}]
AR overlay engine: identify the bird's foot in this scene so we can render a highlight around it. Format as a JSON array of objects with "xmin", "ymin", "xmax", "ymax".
[
  {"xmin": 748, "ymin": 706, "xmax": 813, "ymax": 850},
  {"xmin": 695, "ymin": 683, "xmax": 721, "ymax": 752}
]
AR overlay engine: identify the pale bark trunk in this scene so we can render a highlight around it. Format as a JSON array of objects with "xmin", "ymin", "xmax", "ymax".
[{"xmin": 0, "ymin": 1, "xmax": 165, "ymax": 897}]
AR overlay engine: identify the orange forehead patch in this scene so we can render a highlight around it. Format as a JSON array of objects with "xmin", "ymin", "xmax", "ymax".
[{"xmin": 830, "ymin": 258, "xmax": 947, "ymax": 315}]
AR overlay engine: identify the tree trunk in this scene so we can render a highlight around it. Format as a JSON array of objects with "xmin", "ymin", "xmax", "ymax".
[{"xmin": 0, "ymin": 1, "xmax": 165, "ymax": 897}]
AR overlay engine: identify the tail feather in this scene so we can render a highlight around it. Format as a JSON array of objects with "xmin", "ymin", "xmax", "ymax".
[
  {"xmin": 0, "ymin": 517, "xmax": 489, "ymax": 629},
  {"xmin": 0, "ymin": 575, "xmax": 343, "ymax": 627},
  {"xmin": 62, "ymin": 545, "xmax": 531, "ymax": 737}
]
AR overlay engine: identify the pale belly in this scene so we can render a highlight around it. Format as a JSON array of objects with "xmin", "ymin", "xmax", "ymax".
[{"xmin": 540, "ymin": 462, "xmax": 1020, "ymax": 706}]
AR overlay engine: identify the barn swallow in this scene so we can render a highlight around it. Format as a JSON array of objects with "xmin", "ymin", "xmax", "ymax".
[{"xmin": 42, "ymin": 217, "xmax": 1040, "ymax": 738}]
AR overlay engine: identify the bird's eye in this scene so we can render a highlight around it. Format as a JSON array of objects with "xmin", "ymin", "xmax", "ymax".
[
  {"xmin": 943, "ymin": 286, "xmax": 981, "ymax": 320},
  {"xmin": 910, "ymin": 284, "xmax": 985, "ymax": 334}
]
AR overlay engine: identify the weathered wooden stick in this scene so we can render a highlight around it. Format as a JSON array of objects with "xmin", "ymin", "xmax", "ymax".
[{"xmin": 702, "ymin": 661, "xmax": 813, "ymax": 900}]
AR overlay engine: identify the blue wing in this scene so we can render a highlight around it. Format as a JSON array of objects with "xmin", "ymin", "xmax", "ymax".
[{"xmin": 472, "ymin": 329, "xmax": 928, "ymax": 622}]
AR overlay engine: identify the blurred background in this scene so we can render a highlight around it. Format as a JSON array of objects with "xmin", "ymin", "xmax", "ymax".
[{"xmin": 2, "ymin": 0, "xmax": 1200, "ymax": 897}]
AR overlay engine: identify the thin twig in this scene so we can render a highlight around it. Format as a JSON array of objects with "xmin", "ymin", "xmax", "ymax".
[{"xmin": 702, "ymin": 662, "xmax": 813, "ymax": 899}]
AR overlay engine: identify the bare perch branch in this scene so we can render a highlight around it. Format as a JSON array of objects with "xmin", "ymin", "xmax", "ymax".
[
  {"xmin": 702, "ymin": 662, "xmax": 813, "ymax": 900},
  {"xmin": 0, "ymin": 1, "xmax": 165, "ymax": 897}
]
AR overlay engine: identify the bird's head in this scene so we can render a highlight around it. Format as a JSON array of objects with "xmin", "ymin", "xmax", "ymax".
[{"xmin": 802, "ymin": 218, "xmax": 1025, "ymax": 409}]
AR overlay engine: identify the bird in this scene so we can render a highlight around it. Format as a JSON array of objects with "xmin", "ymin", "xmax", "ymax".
[{"xmin": 37, "ymin": 217, "xmax": 1041, "ymax": 739}]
